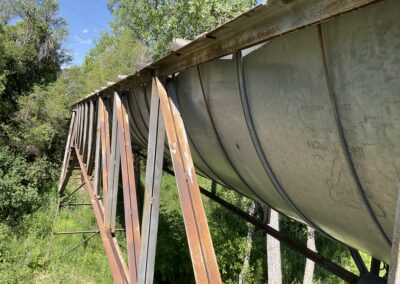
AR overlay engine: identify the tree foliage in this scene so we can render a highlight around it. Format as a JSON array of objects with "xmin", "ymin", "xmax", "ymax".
[
  {"xmin": 0, "ymin": 0, "xmax": 367, "ymax": 283},
  {"xmin": 0, "ymin": 145, "xmax": 55, "ymax": 225},
  {"xmin": 2, "ymin": 74, "xmax": 78, "ymax": 160},
  {"xmin": 0, "ymin": 0, "xmax": 69, "ymax": 118},
  {"xmin": 81, "ymin": 29, "xmax": 150, "ymax": 95},
  {"xmin": 108, "ymin": 0, "xmax": 256, "ymax": 58}
]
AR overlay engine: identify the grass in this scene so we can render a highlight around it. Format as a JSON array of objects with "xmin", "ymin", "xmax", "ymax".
[{"xmin": 0, "ymin": 173, "xmax": 113, "ymax": 283}]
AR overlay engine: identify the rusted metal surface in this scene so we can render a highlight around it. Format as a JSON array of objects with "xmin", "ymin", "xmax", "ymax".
[
  {"xmin": 58, "ymin": 111, "xmax": 76, "ymax": 193},
  {"xmin": 75, "ymin": 0, "xmax": 383, "ymax": 104},
  {"xmin": 58, "ymin": 0, "xmax": 400, "ymax": 281},
  {"xmin": 99, "ymin": 98, "xmax": 111, "ymax": 212},
  {"xmin": 105, "ymin": 94, "xmax": 122, "ymax": 233},
  {"xmin": 155, "ymin": 77, "xmax": 222, "ymax": 284},
  {"xmin": 170, "ymin": 0, "xmax": 398, "ymax": 262},
  {"xmin": 75, "ymin": 146, "xmax": 128, "ymax": 284},
  {"xmin": 138, "ymin": 86, "xmax": 166, "ymax": 284},
  {"xmin": 199, "ymin": 183, "xmax": 360, "ymax": 284},
  {"xmin": 116, "ymin": 92, "xmax": 141, "ymax": 283},
  {"xmin": 389, "ymin": 188, "xmax": 400, "ymax": 284},
  {"xmin": 160, "ymin": 165, "xmax": 360, "ymax": 283}
]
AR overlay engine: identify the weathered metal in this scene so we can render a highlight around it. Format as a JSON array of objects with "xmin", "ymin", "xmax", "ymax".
[
  {"xmin": 155, "ymin": 77, "xmax": 222, "ymax": 283},
  {"xmin": 61, "ymin": 231, "xmax": 99, "ymax": 257},
  {"xmin": 53, "ymin": 230, "xmax": 100, "ymax": 235},
  {"xmin": 116, "ymin": 92, "xmax": 141, "ymax": 283},
  {"xmin": 75, "ymin": 146, "xmax": 128, "ymax": 283},
  {"xmin": 389, "ymin": 189, "xmax": 400, "ymax": 284},
  {"xmin": 58, "ymin": 0, "xmax": 400, "ymax": 282},
  {"xmin": 58, "ymin": 111, "xmax": 76, "ymax": 193},
  {"xmin": 197, "ymin": 177, "xmax": 360, "ymax": 284},
  {"xmin": 138, "ymin": 85, "xmax": 166, "ymax": 284}
]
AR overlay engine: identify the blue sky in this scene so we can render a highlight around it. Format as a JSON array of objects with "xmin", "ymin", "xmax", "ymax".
[
  {"xmin": 60, "ymin": 0, "xmax": 265, "ymax": 66},
  {"xmin": 59, "ymin": 0, "xmax": 112, "ymax": 66}
]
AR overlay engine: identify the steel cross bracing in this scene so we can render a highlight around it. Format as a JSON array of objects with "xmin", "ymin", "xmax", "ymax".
[
  {"xmin": 57, "ymin": 76, "xmax": 380, "ymax": 284},
  {"xmin": 58, "ymin": 78, "xmax": 222, "ymax": 284},
  {"xmin": 55, "ymin": 1, "xmax": 400, "ymax": 283}
]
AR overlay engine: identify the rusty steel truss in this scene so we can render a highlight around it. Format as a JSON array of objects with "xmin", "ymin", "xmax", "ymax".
[
  {"xmin": 56, "ymin": 0, "xmax": 400, "ymax": 283},
  {"xmin": 58, "ymin": 77, "xmax": 365, "ymax": 283}
]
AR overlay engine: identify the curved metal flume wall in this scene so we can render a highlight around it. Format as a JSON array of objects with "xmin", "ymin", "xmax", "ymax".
[{"xmin": 119, "ymin": 0, "xmax": 399, "ymax": 263}]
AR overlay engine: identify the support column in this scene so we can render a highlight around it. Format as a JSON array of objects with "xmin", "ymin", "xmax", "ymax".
[
  {"xmin": 154, "ymin": 77, "xmax": 222, "ymax": 284},
  {"xmin": 389, "ymin": 187, "xmax": 400, "ymax": 284},
  {"xmin": 58, "ymin": 111, "xmax": 77, "ymax": 193},
  {"xmin": 103, "ymin": 92, "xmax": 142, "ymax": 283},
  {"xmin": 138, "ymin": 88, "xmax": 166, "ymax": 284},
  {"xmin": 75, "ymin": 147, "xmax": 128, "ymax": 283},
  {"xmin": 117, "ymin": 93, "xmax": 141, "ymax": 283}
]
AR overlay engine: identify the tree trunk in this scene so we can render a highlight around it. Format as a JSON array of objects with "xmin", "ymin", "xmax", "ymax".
[
  {"xmin": 266, "ymin": 208, "xmax": 282, "ymax": 284},
  {"xmin": 239, "ymin": 201, "xmax": 256, "ymax": 284},
  {"xmin": 303, "ymin": 226, "xmax": 316, "ymax": 284}
]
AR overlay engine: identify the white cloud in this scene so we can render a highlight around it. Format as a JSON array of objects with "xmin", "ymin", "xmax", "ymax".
[
  {"xmin": 82, "ymin": 28, "xmax": 89, "ymax": 34},
  {"xmin": 73, "ymin": 35, "xmax": 92, "ymax": 45}
]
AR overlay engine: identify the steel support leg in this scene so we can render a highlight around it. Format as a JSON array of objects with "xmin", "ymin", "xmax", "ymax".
[
  {"xmin": 155, "ymin": 77, "xmax": 222, "ymax": 284},
  {"xmin": 75, "ymin": 146, "xmax": 128, "ymax": 283},
  {"xmin": 117, "ymin": 93, "xmax": 141, "ymax": 283},
  {"xmin": 138, "ymin": 90, "xmax": 166, "ymax": 284},
  {"xmin": 389, "ymin": 188, "xmax": 400, "ymax": 284},
  {"xmin": 58, "ymin": 111, "xmax": 77, "ymax": 193}
]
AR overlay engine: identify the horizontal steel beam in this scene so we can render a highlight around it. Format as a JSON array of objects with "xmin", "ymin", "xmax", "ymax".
[
  {"xmin": 74, "ymin": 0, "xmax": 382, "ymax": 105},
  {"xmin": 162, "ymin": 167, "xmax": 360, "ymax": 284},
  {"xmin": 74, "ymin": 146, "xmax": 128, "ymax": 283},
  {"xmin": 53, "ymin": 228, "xmax": 126, "ymax": 235}
]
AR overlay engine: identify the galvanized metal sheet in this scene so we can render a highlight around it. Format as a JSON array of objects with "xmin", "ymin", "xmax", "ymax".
[
  {"xmin": 74, "ymin": 0, "xmax": 399, "ymax": 263},
  {"xmin": 125, "ymin": 0, "xmax": 399, "ymax": 262},
  {"xmin": 322, "ymin": 0, "xmax": 400, "ymax": 241}
]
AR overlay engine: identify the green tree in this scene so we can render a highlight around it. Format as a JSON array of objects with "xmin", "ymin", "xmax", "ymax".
[
  {"xmin": 108, "ymin": 0, "xmax": 256, "ymax": 58},
  {"xmin": 0, "ymin": 0, "xmax": 69, "ymax": 118},
  {"xmin": 81, "ymin": 29, "xmax": 149, "ymax": 94},
  {"xmin": 2, "ymin": 67, "xmax": 82, "ymax": 160},
  {"xmin": 0, "ymin": 145, "xmax": 55, "ymax": 225}
]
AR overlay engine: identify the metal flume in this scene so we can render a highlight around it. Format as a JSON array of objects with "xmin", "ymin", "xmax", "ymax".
[
  {"xmin": 65, "ymin": 0, "xmax": 400, "ymax": 273},
  {"xmin": 121, "ymin": 0, "xmax": 399, "ymax": 263}
]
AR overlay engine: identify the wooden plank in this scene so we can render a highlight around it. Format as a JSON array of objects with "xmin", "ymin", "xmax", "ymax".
[
  {"xmin": 138, "ymin": 89, "xmax": 166, "ymax": 284},
  {"xmin": 155, "ymin": 77, "xmax": 221, "ymax": 284}
]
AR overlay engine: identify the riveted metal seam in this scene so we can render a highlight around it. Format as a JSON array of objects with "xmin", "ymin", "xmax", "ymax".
[
  {"xmin": 317, "ymin": 24, "xmax": 391, "ymax": 246},
  {"xmin": 170, "ymin": 76, "xmax": 238, "ymax": 190},
  {"xmin": 235, "ymin": 50, "xmax": 330, "ymax": 236},
  {"xmin": 197, "ymin": 65, "xmax": 276, "ymax": 206}
]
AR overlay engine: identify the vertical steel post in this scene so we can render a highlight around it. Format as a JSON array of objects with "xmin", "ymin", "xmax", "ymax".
[
  {"xmin": 105, "ymin": 93, "xmax": 121, "ymax": 233},
  {"xmin": 155, "ymin": 77, "xmax": 222, "ymax": 284},
  {"xmin": 75, "ymin": 147, "xmax": 128, "ymax": 283},
  {"xmin": 86, "ymin": 100, "xmax": 95, "ymax": 169},
  {"xmin": 82, "ymin": 102, "xmax": 89, "ymax": 161},
  {"xmin": 138, "ymin": 86, "xmax": 166, "ymax": 284},
  {"xmin": 117, "ymin": 93, "xmax": 142, "ymax": 283},
  {"xmin": 93, "ymin": 100, "xmax": 102, "ymax": 196},
  {"xmin": 99, "ymin": 98, "xmax": 111, "ymax": 212},
  {"xmin": 389, "ymin": 187, "xmax": 400, "ymax": 284},
  {"xmin": 58, "ymin": 111, "xmax": 76, "ymax": 193}
]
